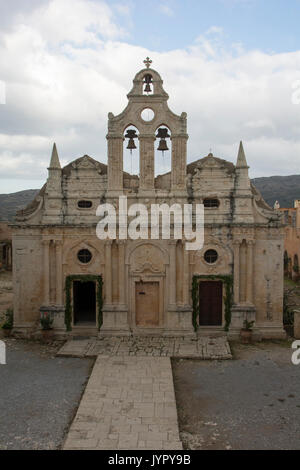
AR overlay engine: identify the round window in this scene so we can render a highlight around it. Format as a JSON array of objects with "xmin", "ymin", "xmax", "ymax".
[
  {"xmin": 77, "ymin": 249, "xmax": 92, "ymax": 264},
  {"xmin": 204, "ymin": 249, "xmax": 218, "ymax": 264},
  {"xmin": 141, "ymin": 108, "xmax": 155, "ymax": 122}
]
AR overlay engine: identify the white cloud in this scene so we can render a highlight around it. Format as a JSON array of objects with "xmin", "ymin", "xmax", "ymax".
[
  {"xmin": 1, "ymin": 0, "xmax": 300, "ymax": 193},
  {"xmin": 17, "ymin": 0, "xmax": 126, "ymax": 45},
  {"xmin": 205, "ymin": 26, "xmax": 223, "ymax": 36},
  {"xmin": 159, "ymin": 4, "xmax": 174, "ymax": 17}
]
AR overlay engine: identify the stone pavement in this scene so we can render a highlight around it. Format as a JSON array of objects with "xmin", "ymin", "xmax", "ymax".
[
  {"xmin": 63, "ymin": 356, "xmax": 182, "ymax": 450},
  {"xmin": 61, "ymin": 336, "xmax": 231, "ymax": 450},
  {"xmin": 57, "ymin": 335, "xmax": 232, "ymax": 359}
]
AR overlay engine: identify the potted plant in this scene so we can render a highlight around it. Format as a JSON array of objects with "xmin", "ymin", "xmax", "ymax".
[
  {"xmin": 240, "ymin": 318, "xmax": 255, "ymax": 344},
  {"xmin": 40, "ymin": 312, "xmax": 54, "ymax": 342},
  {"xmin": 2, "ymin": 308, "xmax": 13, "ymax": 337}
]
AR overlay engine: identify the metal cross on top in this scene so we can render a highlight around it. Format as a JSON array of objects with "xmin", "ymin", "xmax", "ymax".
[{"xmin": 143, "ymin": 57, "xmax": 152, "ymax": 69}]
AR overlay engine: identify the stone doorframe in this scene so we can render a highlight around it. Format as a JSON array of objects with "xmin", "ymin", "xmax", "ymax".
[
  {"xmin": 125, "ymin": 241, "xmax": 170, "ymax": 332},
  {"xmin": 130, "ymin": 274, "xmax": 165, "ymax": 329}
]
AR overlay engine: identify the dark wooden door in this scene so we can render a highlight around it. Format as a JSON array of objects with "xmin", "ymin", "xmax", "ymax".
[
  {"xmin": 136, "ymin": 281, "xmax": 159, "ymax": 327},
  {"xmin": 199, "ymin": 281, "xmax": 223, "ymax": 326}
]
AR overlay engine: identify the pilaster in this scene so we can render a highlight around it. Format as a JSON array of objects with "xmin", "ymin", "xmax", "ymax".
[
  {"xmin": 107, "ymin": 135, "xmax": 124, "ymax": 194},
  {"xmin": 42, "ymin": 239, "xmax": 50, "ymax": 305},
  {"xmin": 171, "ymin": 134, "xmax": 188, "ymax": 194},
  {"xmin": 139, "ymin": 134, "xmax": 155, "ymax": 194}
]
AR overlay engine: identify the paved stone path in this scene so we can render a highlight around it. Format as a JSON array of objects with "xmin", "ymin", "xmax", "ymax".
[
  {"xmin": 57, "ymin": 335, "xmax": 232, "ymax": 359},
  {"xmin": 61, "ymin": 336, "xmax": 231, "ymax": 450},
  {"xmin": 63, "ymin": 356, "xmax": 182, "ymax": 450}
]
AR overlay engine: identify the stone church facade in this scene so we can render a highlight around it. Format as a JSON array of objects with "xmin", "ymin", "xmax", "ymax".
[{"xmin": 11, "ymin": 62, "xmax": 285, "ymax": 339}]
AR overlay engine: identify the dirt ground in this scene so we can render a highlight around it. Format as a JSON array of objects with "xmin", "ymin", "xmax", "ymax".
[
  {"xmin": 172, "ymin": 340, "xmax": 300, "ymax": 450},
  {"xmin": 0, "ymin": 338, "xmax": 94, "ymax": 450},
  {"xmin": 0, "ymin": 270, "xmax": 13, "ymax": 324}
]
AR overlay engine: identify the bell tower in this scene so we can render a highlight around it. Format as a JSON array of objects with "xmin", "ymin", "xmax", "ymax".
[{"xmin": 106, "ymin": 58, "xmax": 188, "ymax": 196}]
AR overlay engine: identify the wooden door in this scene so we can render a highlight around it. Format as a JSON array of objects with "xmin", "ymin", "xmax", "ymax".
[
  {"xmin": 199, "ymin": 281, "xmax": 223, "ymax": 326},
  {"xmin": 135, "ymin": 281, "xmax": 159, "ymax": 327}
]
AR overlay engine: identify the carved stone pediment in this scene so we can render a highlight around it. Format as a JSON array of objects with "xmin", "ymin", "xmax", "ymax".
[
  {"xmin": 191, "ymin": 154, "xmax": 235, "ymax": 178},
  {"xmin": 72, "ymin": 155, "xmax": 102, "ymax": 173},
  {"xmin": 133, "ymin": 263, "xmax": 162, "ymax": 274},
  {"xmin": 130, "ymin": 244, "xmax": 165, "ymax": 273}
]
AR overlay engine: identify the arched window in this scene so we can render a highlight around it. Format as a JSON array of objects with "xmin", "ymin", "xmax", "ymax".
[
  {"xmin": 143, "ymin": 74, "xmax": 154, "ymax": 95},
  {"xmin": 155, "ymin": 125, "xmax": 171, "ymax": 177},
  {"xmin": 123, "ymin": 125, "xmax": 139, "ymax": 175}
]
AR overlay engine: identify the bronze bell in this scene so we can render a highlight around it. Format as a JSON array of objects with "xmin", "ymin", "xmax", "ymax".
[
  {"xmin": 157, "ymin": 138, "xmax": 168, "ymax": 152},
  {"xmin": 143, "ymin": 73, "xmax": 153, "ymax": 94},
  {"xmin": 156, "ymin": 127, "xmax": 170, "ymax": 152},
  {"xmin": 125, "ymin": 129, "xmax": 137, "ymax": 153},
  {"xmin": 127, "ymin": 138, "xmax": 137, "ymax": 150}
]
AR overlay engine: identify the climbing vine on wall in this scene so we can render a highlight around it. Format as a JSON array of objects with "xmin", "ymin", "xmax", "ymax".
[
  {"xmin": 64, "ymin": 275, "xmax": 103, "ymax": 332},
  {"xmin": 191, "ymin": 274, "xmax": 233, "ymax": 332}
]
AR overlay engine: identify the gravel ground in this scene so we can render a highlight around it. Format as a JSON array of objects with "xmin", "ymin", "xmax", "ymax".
[
  {"xmin": 172, "ymin": 340, "xmax": 300, "ymax": 450},
  {"xmin": 0, "ymin": 339, "xmax": 94, "ymax": 450}
]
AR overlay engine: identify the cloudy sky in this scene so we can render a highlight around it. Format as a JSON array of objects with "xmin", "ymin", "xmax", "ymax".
[{"xmin": 1, "ymin": 0, "xmax": 300, "ymax": 193}]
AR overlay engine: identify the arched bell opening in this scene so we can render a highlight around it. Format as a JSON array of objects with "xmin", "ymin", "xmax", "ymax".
[
  {"xmin": 142, "ymin": 73, "xmax": 154, "ymax": 95},
  {"xmin": 123, "ymin": 125, "xmax": 140, "ymax": 176},
  {"xmin": 155, "ymin": 124, "xmax": 172, "ymax": 177}
]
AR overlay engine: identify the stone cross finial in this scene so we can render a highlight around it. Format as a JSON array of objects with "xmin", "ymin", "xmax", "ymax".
[{"xmin": 143, "ymin": 57, "xmax": 152, "ymax": 69}]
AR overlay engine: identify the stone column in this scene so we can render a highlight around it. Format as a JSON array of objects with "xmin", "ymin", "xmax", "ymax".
[
  {"xmin": 233, "ymin": 240, "xmax": 240, "ymax": 305},
  {"xmin": 169, "ymin": 240, "xmax": 177, "ymax": 306},
  {"xmin": 107, "ymin": 135, "xmax": 123, "ymax": 193},
  {"xmin": 42, "ymin": 240, "xmax": 50, "ymax": 305},
  {"xmin": 105, "ymin": 240, "xmax": 113, "ymax": 304},
  {"xmin": 183, "ymin": 242, "xmax": 190, "ymax": 305},
  {"xmin": 139, "ymin": 134, "xmax": 155, "ymax": 192},
  {"xmin": 118, "ymin": 240, "xmax": 125, "ymax": 305},
  {"xmin": 55, "ymin": 240, "xmax": 63, "ymax": 305},
  {"xmin": 171, "ymin": 134, "xmax": 188, "ymax": 193},
  {"xmin": 246, "ymin": 240, "xmax": 254, "ymax": 304}
]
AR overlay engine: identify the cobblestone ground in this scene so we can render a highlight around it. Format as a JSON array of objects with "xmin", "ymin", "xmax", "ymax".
[
  {"xmin": 57, "ymin": 335, "xmax": 232, "ymax": 359},
  {"xmin": 63, "ymin": 356, "xmax": 182, "ymax": 450}
]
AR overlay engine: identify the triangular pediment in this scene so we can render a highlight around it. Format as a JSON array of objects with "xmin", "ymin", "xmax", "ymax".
[
  {"xmin": 62, "ymin": 155, "xmax": 108, "ymax": 176},
  {"xmin": 73, "ymin": 155, "xmax": 98, "ymax": 170},
  {"xmin": 187, "ymin": 154, "xmax": 235, "ymax": 176}
]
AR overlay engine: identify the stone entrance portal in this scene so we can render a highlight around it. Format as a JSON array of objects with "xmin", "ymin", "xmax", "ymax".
[
  {"xmin": 199, "ymin": 281, "xmax": 223, "ymax": 326},
  {"xmin": 73, "ymin": 280, "xmax": 96, "ymax": 324},
  {"xmin": 135, "ymin": 281, "xmax": 159, "ymax": 327}
]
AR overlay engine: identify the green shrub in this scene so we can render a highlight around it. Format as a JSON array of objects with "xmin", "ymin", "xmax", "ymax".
[
  {"xmin": 283, "ymin": 292, "xmax": 294, "ymax": 325},
  {"xmin": 40, "ymin": 312, "xmax": 53, "ymax": 330},
  {"xmin": 2, "ymin": 308, "xmax": 13, "ymax": 329}
]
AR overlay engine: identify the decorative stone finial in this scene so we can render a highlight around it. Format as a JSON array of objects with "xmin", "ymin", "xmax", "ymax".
[
  {"xmin": 49, "ymin": 142, "xmax": 61, "ymax": 169},
  {"xmin": 236, "ymin": 141, "xmax": 248, "ymax": 169},
  {"xmin": 143, "ymin": 57, "xmax": 152, "ymax": 69}
]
